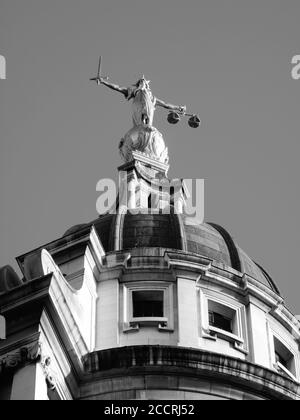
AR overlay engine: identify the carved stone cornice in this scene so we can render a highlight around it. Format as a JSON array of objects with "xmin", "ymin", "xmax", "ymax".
[{"xmin": 84, "ymin": 345, "xmax": 300, "ymax": 400}]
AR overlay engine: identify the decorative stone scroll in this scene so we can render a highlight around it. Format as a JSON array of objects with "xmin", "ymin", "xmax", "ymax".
[
  {"xmin": 0, "ymin": 341, "xmax": 58, "ymax": 391},
  {"xmin": 0, "ymin": 341, "xmax": 41, "ymax": 371}
]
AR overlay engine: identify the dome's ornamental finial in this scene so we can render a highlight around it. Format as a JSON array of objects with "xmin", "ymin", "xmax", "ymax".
[{"xmin": 90, "ymin": 56, "xmax": 201, "ymax": 164}]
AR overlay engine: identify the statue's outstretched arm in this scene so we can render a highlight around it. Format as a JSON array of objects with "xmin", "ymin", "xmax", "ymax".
[
  {"xmin": 98, "ymin": 78, "xmax": 128, "ymax": 97},
  {"xmin": 156, "ymin": 98, "xmax": 186, "ymax": 114}
]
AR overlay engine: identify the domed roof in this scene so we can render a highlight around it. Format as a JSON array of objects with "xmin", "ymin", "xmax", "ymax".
[
  {"xmin": 0, "ymin": 265, "xmax": 23, "ymax": 294},
  {"xmin": 64, "ymin": 212, "xmax": 279, "ymax": 294}
]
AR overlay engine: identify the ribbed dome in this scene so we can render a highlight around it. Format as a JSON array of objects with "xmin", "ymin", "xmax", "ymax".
[
  {"xmin": 0, "ymin": 265, "xmax": 23, "ymax": 294},
  {"xmin": 64, "ymin": 212, "xmax": 279, "ymax": 294}
]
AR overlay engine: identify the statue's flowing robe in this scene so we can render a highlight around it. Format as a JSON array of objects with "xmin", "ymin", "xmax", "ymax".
[
  {"xmin": 126, "ymin": 87, "xmax": 157, "ymax": 127},
  {"xmin": 119, "ymin": 86, "xmax": 169, "ymax": 164}
]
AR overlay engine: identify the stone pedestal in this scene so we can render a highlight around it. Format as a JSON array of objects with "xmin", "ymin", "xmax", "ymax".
[{"xmin": 118, "ymin": 151, "xmax": 187, "ymax": 214}]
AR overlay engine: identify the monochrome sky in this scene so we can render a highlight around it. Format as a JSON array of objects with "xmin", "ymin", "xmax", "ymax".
[{"xmin": 0, "ymin": 0, "xmax": 299, "ymax": 313}]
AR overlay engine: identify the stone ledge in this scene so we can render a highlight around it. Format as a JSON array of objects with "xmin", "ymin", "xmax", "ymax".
[{"xmin": 83, "ymin": 345, "xmax": 300, "ymax": 400}]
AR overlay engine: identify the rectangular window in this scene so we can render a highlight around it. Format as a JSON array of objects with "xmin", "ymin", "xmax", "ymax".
[
  {"xmin": 274, "ymin": 336, "xmax": 296, "ymax": 380},
  {"xmin": 208, "ymin": 300, "xmax": 236, "ymax": 335},
  {"xmin": 123, "ymin": 282, "xmax": 174, "ymax": 332},
  {"xmin": 132, "ymin": 290, "xmax": 164, "ymax": 318},
  {"xmin": 199, "ymin": 289, "xmax": 248, "ymax": 354}
]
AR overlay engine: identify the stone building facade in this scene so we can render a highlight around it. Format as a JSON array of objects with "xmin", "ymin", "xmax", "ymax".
[{"xmin": 0, "ymin": 149, "xmax": 300, "ymax": 400}]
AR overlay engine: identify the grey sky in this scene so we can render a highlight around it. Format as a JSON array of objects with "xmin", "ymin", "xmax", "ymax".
[{"xmin": 0, "ymin": 0, "xmax": 299, "ymax": 313}]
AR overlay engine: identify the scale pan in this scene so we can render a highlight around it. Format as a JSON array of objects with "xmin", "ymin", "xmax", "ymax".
[
  {"xmin": 188, "ymin": 115, "xmax": 201, "ymax": 128},
  {"xmin": 167, "ymin": 112, "xmax": 181, "ymax": 124}
]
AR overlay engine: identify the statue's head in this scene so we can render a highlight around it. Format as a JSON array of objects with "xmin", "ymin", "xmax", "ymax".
[{"xmin": 134, "ymin": 75, "xmax": 151, "ymax": 90}]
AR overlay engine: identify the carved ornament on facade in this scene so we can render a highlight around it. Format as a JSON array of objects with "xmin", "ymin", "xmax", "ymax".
[{"xmin": 0, "ymin": 341, "xmax": 41, "ymax": 371}]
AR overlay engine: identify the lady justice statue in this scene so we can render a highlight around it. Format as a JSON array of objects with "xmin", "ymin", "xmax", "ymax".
[{"xmin": 91, "ymin": 57, "xmax": 188, "ymax": 164}]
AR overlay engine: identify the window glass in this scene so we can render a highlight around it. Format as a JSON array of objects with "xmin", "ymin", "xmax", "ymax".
[
  {"xmin": 275, "ymin": 351, "xmax": 287, "ymax": 368},
  {"xmin": 207, "ymin": 300, "xmax": 236, "ymax": 334},
  {"xmin": 132, "ymin": 290, "xmax": 164, "ymax": 318},
  {"xmin": 209, "ymin": 310, "xmax": 232, "ymax": 333},
  {"xmin": 274, "ymin": 336, "xmax": 295, "ymax": 377}
]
